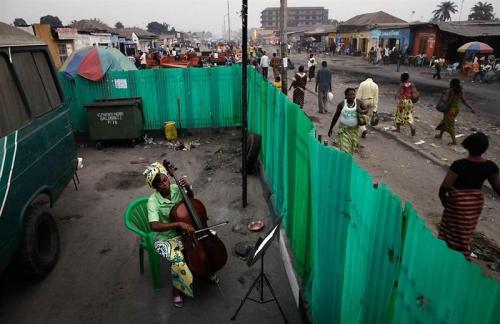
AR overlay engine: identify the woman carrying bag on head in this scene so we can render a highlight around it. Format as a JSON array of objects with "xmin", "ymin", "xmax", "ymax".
[{"xmin": 435, "ymin": 78, "xmax": 475, "ymax": 146}]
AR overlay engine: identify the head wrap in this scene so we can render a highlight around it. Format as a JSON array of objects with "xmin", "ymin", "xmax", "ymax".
[{"xmin": 143, "ymin": 162, "xmax": 168, "ymax": 188}]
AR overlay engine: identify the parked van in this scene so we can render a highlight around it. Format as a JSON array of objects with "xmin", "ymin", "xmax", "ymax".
[{"xmin": 0, "ymin": 23, "xmax": 76, "ymax": 278}]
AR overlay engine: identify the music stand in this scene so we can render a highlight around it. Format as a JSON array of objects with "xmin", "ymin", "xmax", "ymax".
[{"xmin": 231, "ymin": 218, "xmax": 288, "ymax": 323}]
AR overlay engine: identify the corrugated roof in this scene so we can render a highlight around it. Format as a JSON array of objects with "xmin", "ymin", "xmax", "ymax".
[
  {"xmin": 436, "ymin": 21, "xmax": 500, "ymax": 37},
  {"xmin": 342, "ymin": 11, "xmax": 406, "ymax": 26},
  {"xmin": 70, "ymin": 19, "xmax": 114, "ymax": 33},
  {"xmin": 304, "ymin": 24, "xmax": 337, "ymax": 35},
  {"xmin": 0, "ymin": 22, "xmax": 45, "ymax": 47},
  {"xmin": 114, "ymin": 27, "xmax": 158, "ymax": 39},
  {"xmin": 263, "ymin": 6, "xmax": 325, "ymax": 11}
]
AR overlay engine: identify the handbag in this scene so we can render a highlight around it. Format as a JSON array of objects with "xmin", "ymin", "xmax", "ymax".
[
  {"xmin": 411, "ymin": 84, "xmax": 420, "ymax": 103},
  {"xmin": 436, "ymin": 92, "xmax": 452, "ymax": 113},
  {"xmin": 370, "ymin": 111, "xmax": 380, "ymax": 126}
]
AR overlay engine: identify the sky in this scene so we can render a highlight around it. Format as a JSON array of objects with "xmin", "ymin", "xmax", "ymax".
[{"xmin": 2, "ymin": 0, "xmax": 500, "ymax": 37}]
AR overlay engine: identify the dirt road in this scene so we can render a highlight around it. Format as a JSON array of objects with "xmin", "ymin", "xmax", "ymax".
[
  {"xmin": 0, "ymin": 130, "xmax": 302, "ymax": 324},
  {"xmin": 279, "ymin": 57, "xmax": 500, "ymax": 276}
]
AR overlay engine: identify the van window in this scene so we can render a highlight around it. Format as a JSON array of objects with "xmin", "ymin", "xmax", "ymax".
[
  {"xmin": 12, "ymin": 51, "xmax": 62, "ymax": 117},
  {"xmin": 33, "ymin": 52, "xmax": 62, "ymax": 109},
  {"xmin": 0, "ymin": 54, "xmax": 30, "ymax": 138}
]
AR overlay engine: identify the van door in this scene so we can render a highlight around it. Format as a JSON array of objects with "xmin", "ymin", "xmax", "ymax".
[{"xmin": 0, "ymin": 51, "xmax": 31, "ymax": 269}]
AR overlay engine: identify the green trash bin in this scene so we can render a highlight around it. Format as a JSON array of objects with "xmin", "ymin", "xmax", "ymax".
[{"xmin": 85, "ymin": 97, "xmax": 143, "ymax": 148}]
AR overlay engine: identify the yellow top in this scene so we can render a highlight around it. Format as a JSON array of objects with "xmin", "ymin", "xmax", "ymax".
[
  {"xmin": 274, "ymin": 81, "xmax": 282, "ymax": 88},
  {"xmin": 356, "ymin": 78, "xmax": 379, "ymax": 110}
]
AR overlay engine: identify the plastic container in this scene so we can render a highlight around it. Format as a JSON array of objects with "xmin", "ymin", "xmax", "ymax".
[{"xmin": 164, "ymin": 121, "xmax": 177, "ymax": 140}]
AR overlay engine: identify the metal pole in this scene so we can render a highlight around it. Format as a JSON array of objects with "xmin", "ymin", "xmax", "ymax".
[
  {"xmin": 242, "ymin": 0, "xmax": 248, "ymax": 208},
  {"xmin": 223, "ymin": 15, "xmax": 227, "ymax": 41},
  {"xmin": 280, "ymin": 0, "xmax": 288, "ymax": 94},
  {"xmin": 227, "ymin": 0, "xmax": 231, "ymax": 43},
  {"xmin": 458, "ymin": 0, "xmax": 465, "ymax": 22}
]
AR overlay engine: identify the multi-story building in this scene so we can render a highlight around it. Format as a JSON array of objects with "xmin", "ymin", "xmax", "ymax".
[{"xmin": 261, "ymin": 7, "xmax": 328, "ymax": 29}]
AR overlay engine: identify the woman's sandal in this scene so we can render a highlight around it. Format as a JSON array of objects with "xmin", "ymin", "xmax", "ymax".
[{"xmin": 173, "ymin": 295, "xmax": 184, "ymax": 308}]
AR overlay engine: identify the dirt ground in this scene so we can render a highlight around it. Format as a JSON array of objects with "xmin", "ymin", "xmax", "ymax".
[
  {"xmin": 279, "ymin": 54, "xmax": 500, "ymax": 278},
  {"xmin": 0, "ymin": 129, "xmax": 302, "ymax": 324}
]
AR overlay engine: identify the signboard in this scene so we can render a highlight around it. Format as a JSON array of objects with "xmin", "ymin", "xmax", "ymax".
[
  {"xmin": 97, "ymin": 112, "xmax": 124, "ymax": 125},
  {"xmin": 57, "ymin": 28, "xmax": 77, "ymax": 40},
  {"xmin": 114, "ymin": 79, "xmax": 128, "ymax": 89}
]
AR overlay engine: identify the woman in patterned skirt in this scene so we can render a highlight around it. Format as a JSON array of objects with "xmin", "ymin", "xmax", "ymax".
[
  {"xmin": 435, "ymin": 78, "xmax": 475, "ymax": 145},
  {"xmin": 328, "ymin": 88, "xmax": 368, "ymax": 154},
  {"xmin": 394, "ymin": 72, "xmax": 418, "ymax": 136},
  {"xmin": 143, "ymin": 162, "xmax": 195, "ymax": 308},
  {"xmin": 438, "ymin": 132, "xmax": 500, "ymax": 258}
]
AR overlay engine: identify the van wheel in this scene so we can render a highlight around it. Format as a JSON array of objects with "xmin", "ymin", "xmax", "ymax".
[
  {"xmin": 19, "ymin": 202, "xmax": 60, "ymax": 279},
  {"xmin": 246, "ymin": 133, "xmax": 261, "ymax": 173},
  {"xmin": 95, "ymin": 142, "xmax": 103, "ymax": 150}
]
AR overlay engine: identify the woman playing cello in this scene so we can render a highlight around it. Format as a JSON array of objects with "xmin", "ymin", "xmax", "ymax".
[{"xmin": 143, "ymin": 162, "xmax": 195, "ymax": 308}]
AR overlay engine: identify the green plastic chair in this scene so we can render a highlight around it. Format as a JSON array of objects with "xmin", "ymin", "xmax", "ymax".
[{"xmin": 124, "ymin": 197, "xmax": 162, "ymax": 290}]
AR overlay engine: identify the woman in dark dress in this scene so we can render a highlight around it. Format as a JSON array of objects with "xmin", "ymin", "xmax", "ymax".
[
  {"xmin": 438, "ymin": 132, "xmax": 500, "ymax": 257},
  {"xmin": 289, "ymin": 65, "xmax": 307, "ymax": 108}
]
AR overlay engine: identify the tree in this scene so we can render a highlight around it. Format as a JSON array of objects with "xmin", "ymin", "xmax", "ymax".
[
  {"xmin": 13, "ymin": 18, "xmax": 28, "ymax": 26},
  {"xmin": 115, "ymin": 21, "xmax": 124, "ymax": 29},
  {"xmin": 432, "ymin": 1, "xmax": 458, "ymax": 21},
  {"xmin": 468, "ymin": 1, "xmax": 495, "ymax": 20},
  {"xmin": 40, "ymin": 15, "xmax": 63, "ymax": 27},
  {"xmin": 146, "ymin": 21, "xmax": 170, "ymax": 35}
]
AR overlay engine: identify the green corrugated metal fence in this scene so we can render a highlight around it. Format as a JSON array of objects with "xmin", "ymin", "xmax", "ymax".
[
  {"xmin": 60, "ymin": 66, "xmax": 500, "ymax": 323},
  {"xmin": 246, "ymin": 67, "xmax": 500, "ymax": 324},
  {"xmin": 58, "ymin": 65, "xmax": 241, "ymax": 133}
]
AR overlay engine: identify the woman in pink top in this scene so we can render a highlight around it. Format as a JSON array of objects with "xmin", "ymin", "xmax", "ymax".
[{"xmin": 394, "ymin": 72, "xmax": 418, "ymax": 136}]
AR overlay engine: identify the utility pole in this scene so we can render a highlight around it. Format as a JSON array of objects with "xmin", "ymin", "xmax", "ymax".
[
  {"xmin": 227, "ymin": 0, "xmax": 231, "ymax": 43},
  {"xmin": 223, "ymin": 16, "xmax": 226, "ymax": 41},
  {"xmin": 280, "ymin": 0, "xmax": 288, "ymax": 94},
  {"xmin": 458, "ymin": 0, "xmax": 465, "ymax": 22},
  {"xmin": 241, "ymin": 0, "xmax": 248, "ymax": 207}
]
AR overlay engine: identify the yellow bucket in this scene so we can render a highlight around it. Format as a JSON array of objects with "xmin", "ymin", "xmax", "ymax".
[{"xmin": 164, "ymin": 121, "xmax": 177, "ymax": 140}]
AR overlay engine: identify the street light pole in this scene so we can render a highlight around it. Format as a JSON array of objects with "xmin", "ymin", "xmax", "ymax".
[
  {"xmin": 227, "ymin": 0, "xmax": 231, "ymax": 43},
  {"xmin": 280, "ymin": 0, "xmax": 288, "ymax": 94},
  {"xmin": 223, "ymin": 15, "xmax": 227, "ymax": 41},
  {"xmin": 458, "ymin": 0, "xmax": 465, "ymax": 22}
]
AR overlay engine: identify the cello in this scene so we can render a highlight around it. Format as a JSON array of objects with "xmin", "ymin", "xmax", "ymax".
[{"xmin": 163, "ymin": 160, "xmax": 228, "ymax": 279}]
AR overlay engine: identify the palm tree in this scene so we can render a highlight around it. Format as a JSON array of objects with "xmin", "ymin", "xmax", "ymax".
[
  {"xmin": 432, "ymin": 1, "xmax": 458, "ymax": 21},
  {"xmin": 468, "ymin": 1, "xmax": 495, "ymax": 20}
]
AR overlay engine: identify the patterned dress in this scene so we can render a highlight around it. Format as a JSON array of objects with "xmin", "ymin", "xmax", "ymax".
[
  {"xmin": 337, "ymin": 99, "xmax": 360, "ymax": 154},
  {"xmin": 436, "ymin": 94, "xmax": 460, "ymax": 134},
  {"xmin": 394, "ymin": 82, "xmax": 414, "ymax": 126}
]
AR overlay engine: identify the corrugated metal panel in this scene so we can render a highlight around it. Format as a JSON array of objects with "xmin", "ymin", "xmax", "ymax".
[
  {"xmin": 246, "ymin": 66, "xmax": 500, "ymax": 324},
  {"xmin": 391, "ymin": 204, "xmax": 500, "ymax": 324},
  {"xmin": 58, "ymin": 65, "xmax": 242, "ymax": 132}
]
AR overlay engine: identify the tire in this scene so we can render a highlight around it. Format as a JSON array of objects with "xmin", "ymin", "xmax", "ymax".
[
  {"xmin": 18, "ymin": 201, "xmax": 60, "ymax": 279},
  {"xmin": 246, "ymin": 133, "xmax": 261, "ymax": 173}
]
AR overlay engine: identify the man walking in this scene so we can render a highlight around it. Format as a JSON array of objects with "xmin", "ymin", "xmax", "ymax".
[
  {"xmin": 356, "ymin": 74, "xmax": 379, "ymax": 138},
  {"xmin": 260, "ymin": 51, "xmax": 269, "ymax": 79},
  {"xmin": 315, "ymin": 61, "xmax": 332, "ymax": 114},
  {"xmin": 270, "ymin": 53, "xmax": 281, "ymax": 80}
]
